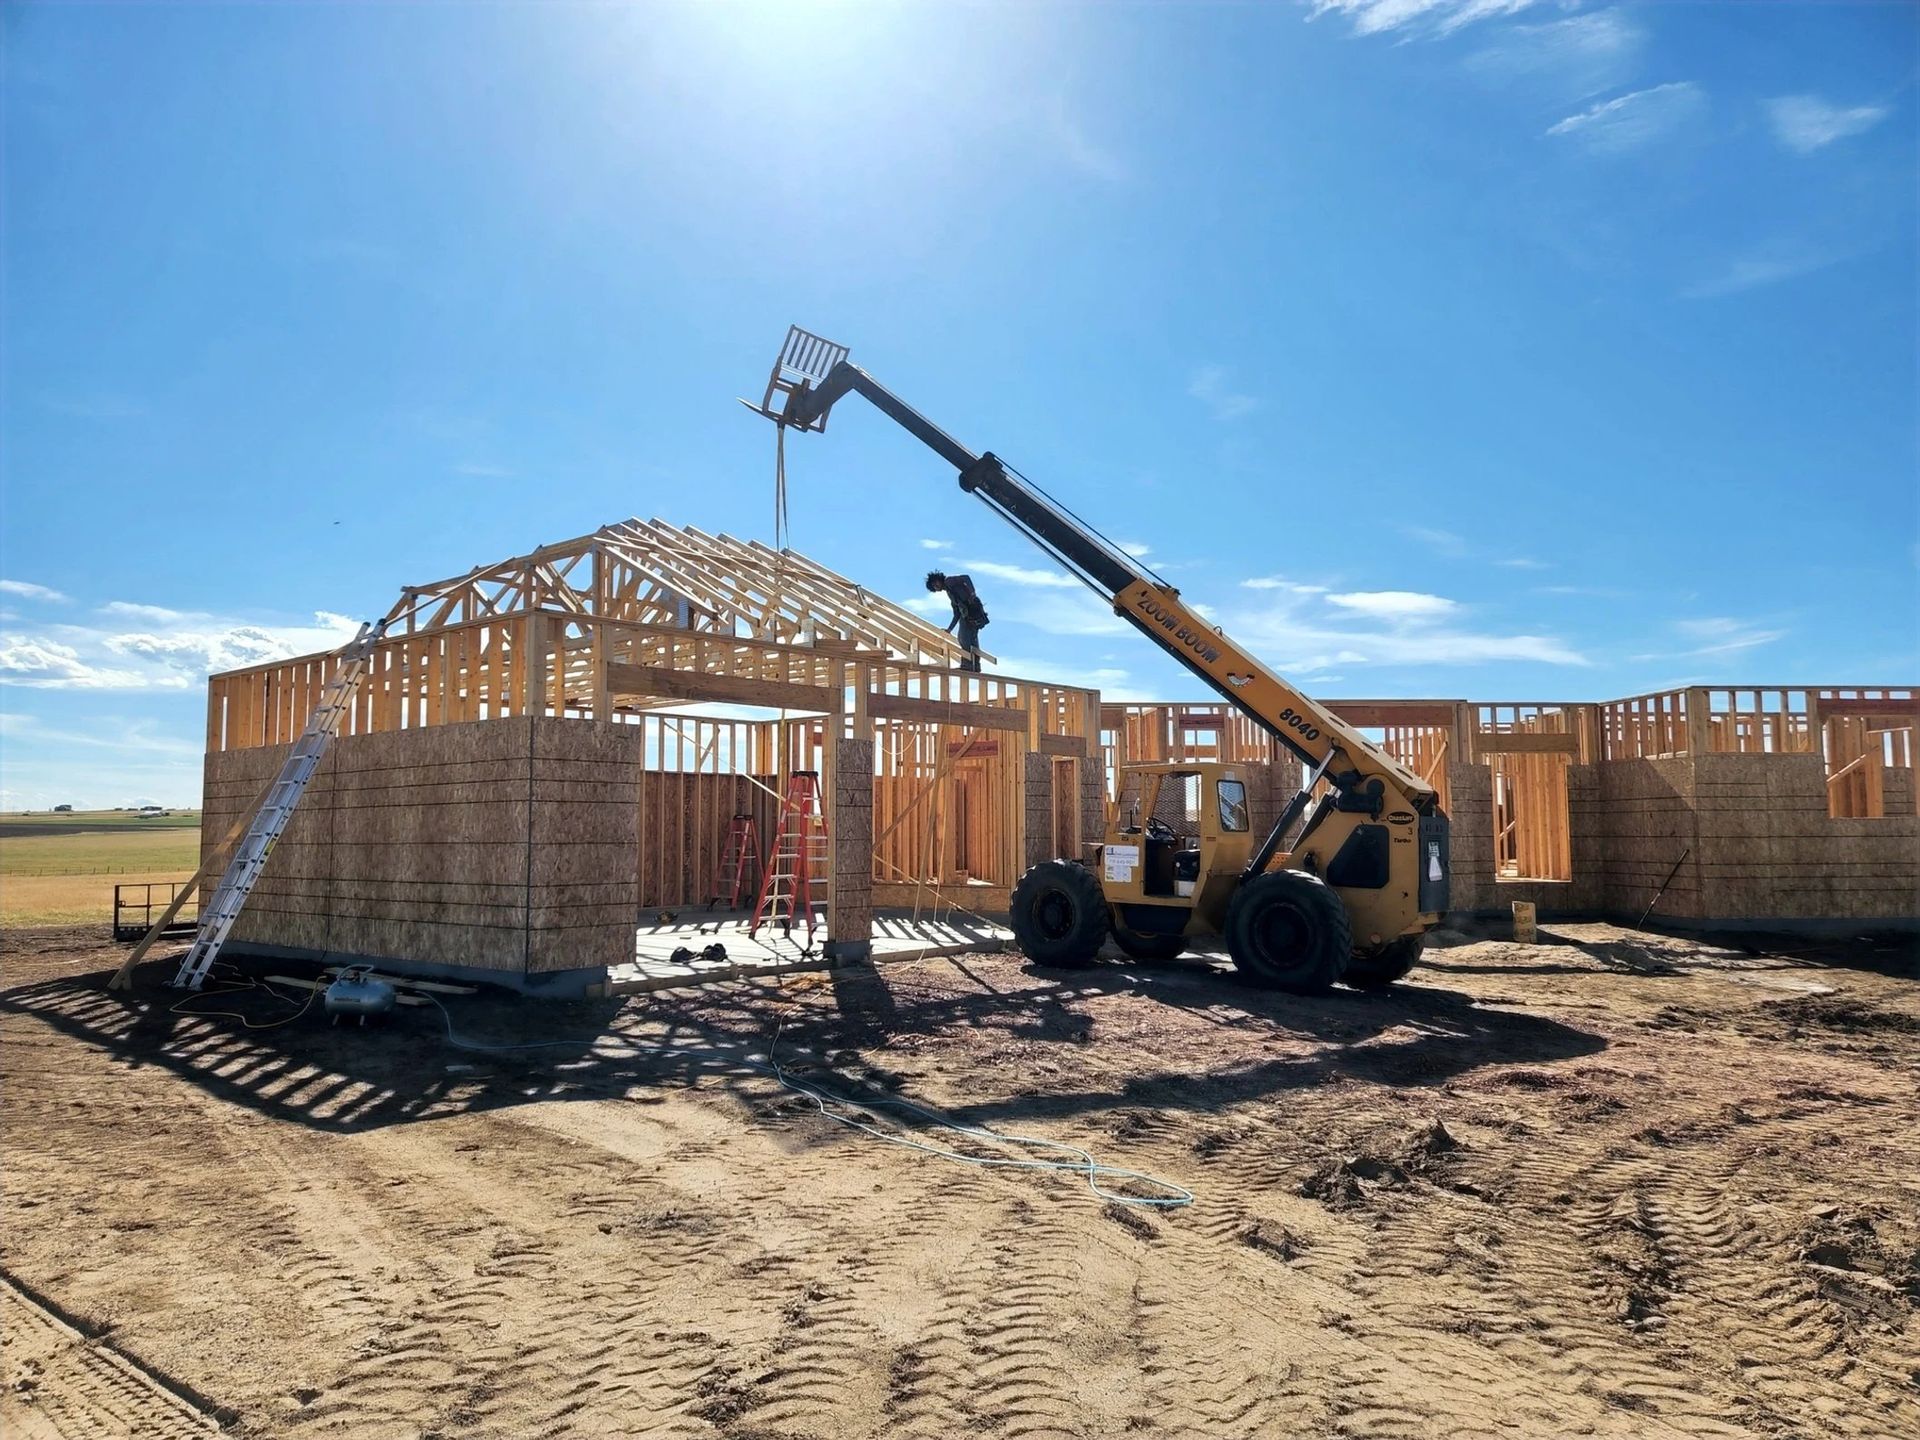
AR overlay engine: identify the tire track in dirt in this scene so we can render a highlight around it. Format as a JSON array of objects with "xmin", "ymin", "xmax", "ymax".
[
  {"xmin": 1431, "ymin": 1069, "xmax": 1917, "ymax": 1440},
  {"xmin": 0, "ymin": 1274, "xmax": 222, "ymax": 1440}
]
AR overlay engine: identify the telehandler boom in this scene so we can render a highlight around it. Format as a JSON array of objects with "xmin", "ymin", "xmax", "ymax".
[{"xmin": 750, "ymin": 328, "xmax": 1451, "ymax": 991}]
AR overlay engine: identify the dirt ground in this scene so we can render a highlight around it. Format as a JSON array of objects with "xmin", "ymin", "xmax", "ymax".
[{"xmin": 2, "ymin": 921, "xmax": 1916, "ymax": 1440}]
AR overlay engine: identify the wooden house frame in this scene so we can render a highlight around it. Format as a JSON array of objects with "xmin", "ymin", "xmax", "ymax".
[{"xmin": 202, "ymin": 521, "xmax": 1100, "ymax": 985}]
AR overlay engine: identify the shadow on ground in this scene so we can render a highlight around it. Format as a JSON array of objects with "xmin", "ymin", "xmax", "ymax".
[{"xmin": 1, "ymin": 940, "xmax": 1608, "ymax": 1140}]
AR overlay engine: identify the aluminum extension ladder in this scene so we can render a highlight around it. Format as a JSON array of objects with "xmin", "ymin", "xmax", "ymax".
[{"xmin": 171, "ymin": 619, "xmax": 387, "ymax": 990}]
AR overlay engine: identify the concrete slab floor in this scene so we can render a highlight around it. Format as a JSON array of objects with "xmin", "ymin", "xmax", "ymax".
[{"xmin": 611, "ymin": 907, "xmax": 1015, "ymax": 993}]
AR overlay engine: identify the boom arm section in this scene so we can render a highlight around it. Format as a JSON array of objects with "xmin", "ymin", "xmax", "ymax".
[{"xmin": 771, "ymin": 355, "xmax": 1434, "ymax": 811}]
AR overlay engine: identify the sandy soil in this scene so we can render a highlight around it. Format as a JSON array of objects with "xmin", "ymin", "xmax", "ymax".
[{"xmin": 2, "ymin": 921, "xmax": 1916, "ymax": 1439}]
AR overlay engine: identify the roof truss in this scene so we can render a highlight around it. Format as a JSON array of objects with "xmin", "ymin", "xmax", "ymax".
[{"xmin": 389, "ymin": 517, "xmax": 986, "ymax": 665}]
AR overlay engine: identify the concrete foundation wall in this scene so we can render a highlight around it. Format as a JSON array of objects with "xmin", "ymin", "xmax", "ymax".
[{"xmin": 203, "ymin": 717, "xmax": 640, "ymax": 992}]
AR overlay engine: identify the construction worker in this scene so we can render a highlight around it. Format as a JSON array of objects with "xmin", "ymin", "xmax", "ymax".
[{"xmin": 925, "ymin": 570, "xmax": 988, "ymax": 672}]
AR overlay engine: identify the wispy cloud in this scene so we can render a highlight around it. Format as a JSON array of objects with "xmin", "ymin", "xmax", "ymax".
[
  {"xmin": 1765, "ymin": 95, "xmax": 1890, "ymax": 155},
  {"xmin": 962, "ymin": 559, "xmax": 1083, "ymax": 590},
  {"xmin": 1631, "ymin": 616, "xmax": 1787, "ymax": 662},
  {"xmin": 988, "ymin": 655, "xmax": 1143, "ymax": 697},
  {"xmin": 453, "ymin": 461, "xmax": 514, "ymax": 479},
  {"xmin": 1043, "ymin": 96, "xmax": 1126, "ymax": 182},
  {"xmin": 1231, "ymin": 582, "xmax": 1588, "ymax": 670},
  {"xmin": 1400, "ymin": 525, "xmax": 1469, "ymax": 558},
  {"xmin": 1310, "ymin": 0, "xmax": 1543, "ymax": 39},
  {"xmin": 0, "ymin": 579, "xmax": 70, "ymax": 603},
  {"xmin": 1117, "ymin": 541, "xmax": 1152, "ymax": 558},
  {"xmin": 1187, "ymin": 366, "xmax": 1259, "ymax": 422},
  {"xmin": 903, "ymin": 584, "xmax": 1126, "ymax": 639},
  {"xmin": 1548, "ymin": 81, "xmax": 1704, "ymax": 154},
  {"xmin": 99, "ymin": 600, "xmax": 192, "ymax": 622},
  {"xmin": 1464, "ymin": 8, "xmax": 1644, "ymax": 100},
  {"xmin": 1681, "ymin": 244, "xmax": 1847, "ymax": 300},
  {"xmin": 0, "ymin": 712, "xmax": 207, "ymax": 809},
  {"xmin": 1243, "ymin": 577, "xmax": 1330, "ymax": 595},
  {"xmin": 35, "ymin": 393, "xmax": 148, "ymax": 422},
  {"xmin": 1496, "ymin": 557, "xmax": 1549, "ymax": 570},
  {"xmin": 918, "ymin": 538, "xmax": 953, "ymax": 551},
  {"xmin": 1324, "ymin": 590, "xmax": 1459, "ymax": 620}
]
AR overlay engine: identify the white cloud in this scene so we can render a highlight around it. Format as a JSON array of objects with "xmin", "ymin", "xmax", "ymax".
[
  {"xmin": 918, "ymin": 538, "xmax": 953, "ymax": 551},
  {"xmin": 0, "ymin": 579, "xmax": 69, "ymax": 603},
  {"xmin": 910, "ymin": 582, "xmax": 1128, "ymax": 639},
  {"xmin": 1632, "ymin": 616, "xmax": 1787, "ymax": 661},
  {"xmin": 1466, "ymin": 10, "xmax": 1644, "ymax": 100},
  {"xmin": 1765, "ymin": 95, "xmax": 1890, "ymax": 155},
  {"xmin": 1243, "ymin": 576, "xmax": 1329, "ymax": 594},
  {"xmin": 1401, "ymin": 525, "xmax": 1469, "ymax": 558},
  {"xmin": 1310, "ymin": 0, "xmax": 1542, "ymax": 38},
  {"xmin": 0, "ymin": 638, "xmax": 162, "ymax": 689},
  {"xmin": 0, "ymin": 609, "xmax": 360, "ymax": 691},
  {"xmin": 988, "ymin": 655, "xmax": 1141, "ymax": 697},
  {"xmin": 1673, "ymin": 617, "xmax": 1786, "ymax": 655},
  {"xmin": 1325, "ymin": 590, "xmax": 1459, "ymax": 620},
  {"xmin": 1547, "ymin": 82, "xmax": 1705, "ymax": 154},
  {"xmin": 962, "ymin": 559, "xmax": 1084, "ymax": 590},
  {"xmin": 99, "ymin": 600, "xmax": 193, "ymax": 622},
  {"xmin": 1496, "ymin": 557, "xmax": 1549, "ymax": 570},
  {"xmin": 1117, "ymin": 541, "xmax": 1152, "ymax": 558},
  {"xmin": 1187, "ymin": 366, "xmax": 1259, "ymax": 422},
  {"xmin": 1229, "ymin": 581, "xmax": 1588, "ymax": 671}
]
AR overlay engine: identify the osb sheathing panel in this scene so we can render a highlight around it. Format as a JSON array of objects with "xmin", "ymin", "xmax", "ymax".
[
  {"xmin": 1022, "ymin": 753, "xmax": 1053, "ymax": 869},
  {"xmin": 1445, "ymin": 762, "xmax": 1605, "ymax": 914},
  {"xmin": 202, "ymin": 717, "xmax": 644, "ymax": 977},
  {"xmin": 204, "ymin": 720, "xmax": 538, "ymax": 970},
  {"xmin": 526, "ymin": 718, "xmax": 641, "ymax": 974},
  {"xmin": 1686, "ymin": 753, "xmax": 1919, "ymax": 920}
]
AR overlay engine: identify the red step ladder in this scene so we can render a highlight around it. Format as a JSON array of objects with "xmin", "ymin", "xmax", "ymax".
[
  {"xmin": 750, "ymin": 771, "xmax": 829, "ymax": 946},
  {"xmin": 709, "ymin": 814, "xmax": 761, "ymax": 910}
]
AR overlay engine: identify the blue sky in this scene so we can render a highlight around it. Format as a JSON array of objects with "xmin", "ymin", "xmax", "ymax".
[{"xmin": 2, "ymin": 0, "xmax": 1914, "ymax": 807}]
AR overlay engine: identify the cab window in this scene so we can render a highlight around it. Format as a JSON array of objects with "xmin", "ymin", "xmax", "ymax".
[{"xmin": 1217, "ymin": 779, "xmax": 1249, "ymax": 832}]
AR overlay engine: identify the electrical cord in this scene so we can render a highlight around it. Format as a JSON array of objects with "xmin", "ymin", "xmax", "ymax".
[
  {"xmin": 168, "ymin": 965, "xmax": 319, "ymax": 1031},
  {"xmin": 424, "ymin": 997, "xmax": 1191, "ymax": 1208},
  {"xmin": 178, "ymin": 969, "xmax": 1194, "ymax": 1209},
  {"xmin": 760, "ymin": 1021, "xmax": 1193, "ymax": 1208}
]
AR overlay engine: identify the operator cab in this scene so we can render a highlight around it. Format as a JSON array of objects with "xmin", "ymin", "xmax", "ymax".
[{"xmin": 1111, "ymin": 764, "xmax": 1255, "ymax": 926}]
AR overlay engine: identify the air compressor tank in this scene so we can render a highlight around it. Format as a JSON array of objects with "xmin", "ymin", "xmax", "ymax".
[{"xmin": 323, "ymin": 969, "xmax": 396, "ymax": 1023}]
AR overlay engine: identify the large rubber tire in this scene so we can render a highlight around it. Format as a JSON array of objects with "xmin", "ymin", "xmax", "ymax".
[
  {"xmin": 1110, "ymin": 925, "xmax": 1185, "ymax": 962},
  {"xmin": 1009, "ymin": 860, "xmax": 1110, "ymax": 968},
  {"xmin": 1224, "ymin": 870, "xmax": 1351, "ymax": 994},
  {"xmin": 1344, "ymin": 934, "xmax": 1424, "ymax": 990}
]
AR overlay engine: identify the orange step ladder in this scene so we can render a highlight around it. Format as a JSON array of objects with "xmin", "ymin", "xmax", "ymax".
[
  {"xmin": 750, "ymin": 771, "xmax": 829, "ymax": 946},
  {"xmin": 709, "ymin": 813, "xmax": 761, "ymax": 910}
]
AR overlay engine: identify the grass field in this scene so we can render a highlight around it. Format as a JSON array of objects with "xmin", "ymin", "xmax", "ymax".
[{"xmin": 0, "ymin": 812, "xmax": 202, "ymax": 927}]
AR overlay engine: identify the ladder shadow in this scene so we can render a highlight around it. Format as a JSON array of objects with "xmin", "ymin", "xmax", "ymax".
[{"xmin": 0, "ymin": 962, "xmax": 796, "ymax": 1137}]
